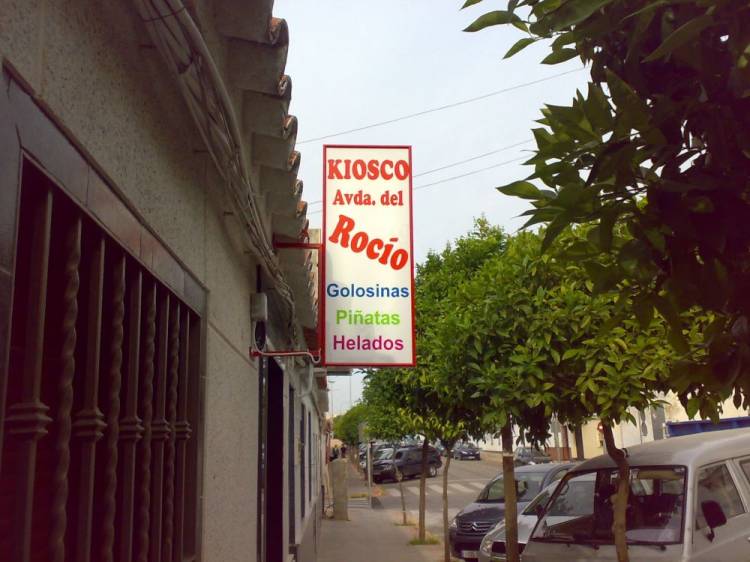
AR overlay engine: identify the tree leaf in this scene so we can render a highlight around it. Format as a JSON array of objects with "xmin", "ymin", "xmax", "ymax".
[
  {"xmin": 541, "ymin": 212, "xmax": 573, "ymax": 252},
  {"xmin": 497, "ymin": 180, "xmax": 542, "ymax": 199},
  {"xmin": 605, "ymin": 69, "xmax": 650, "ymax": 130},
  {"xmin": 541, "ymin": 48, "xmax": 580, "ymax": 65},
  {"xmin": 551, "ymin": 349, "xmax": 561, "ymax": 365},
  {"xmin": 644, "ymin": 15, "xmax": 713, "ymax": 62},
  {"xmin": 633, "ymin": 296, "xmax": 654, "ymax": 329},
  {"xmin": 461, "ymin": 0, "xmax": 483, "ymax": 8},
  {"xmin": 504, "ymin": 37, "xmax": 537, "ymax": 59},
  {"xmin": 548, "ymin": 0, "xmax": 616, "ymax": 32},
  {"xmin": 463, "ymin": 10, "xmax": 521, "ymax": 32}
]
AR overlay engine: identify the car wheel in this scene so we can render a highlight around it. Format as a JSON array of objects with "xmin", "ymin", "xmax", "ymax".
[
  {"xmin": 373, "ymin": 477, "xmax": 381, "ymax": 484},
  {"xmin": 428, "ymin": 465, "xmax": 437, "ymax": 477}
]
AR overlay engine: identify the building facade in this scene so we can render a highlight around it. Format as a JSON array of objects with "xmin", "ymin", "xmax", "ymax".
[
  {"xmin": 0, "ymin": 1, "xmax": 326, "ymax": 561},
  {"xmin": 480, "ymin": 395, "xmax": 749, "ymax": 459}
]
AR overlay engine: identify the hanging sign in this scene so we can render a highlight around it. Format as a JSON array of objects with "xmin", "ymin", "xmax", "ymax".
[{"xmin": 322, "ymin": 145, "xmax": 416, "ymax": 367}]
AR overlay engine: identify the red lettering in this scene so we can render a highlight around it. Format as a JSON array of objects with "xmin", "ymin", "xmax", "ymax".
[
  {"xmin": 395, "ymin": 160, "xmax": 410, "ymax": 180},
  {"xmin": 366, "ymin": 238, "xmax": 384, "ymax": 259},
  {"xmin": 326, "ymin": 158, "xmax": 410, "ymax": 180},
  {"xmin": 390, "ymin": 249, "xmax": 409, "ymax": 270},
  {"xmin": 381, "ymin": 160, "xmax": 394, "ymax": 180},
  {"xmin": 367, "ymin": 159, "xmax": 379, "ymax": 180},
  {"xmin": 327, "ymin": 159, "xmax": 343, "ymax": 179},
  {"xmin": 378, "ymin": 238, "xmax": 397, "ymax": 266},
  {"xmin": 328, "ymin": 216, "xmax": 409, "ymax": 271},
  {"xmin": 328, "ymin": 214, "xmax": 355, "ymax": 246},
  {"xmin": 352, "ymin": 159, "xmax": 366, "ymax": 179},
  {"xmin": 350, "ymin": 232, "xmax": 367, "ymax": 253}
]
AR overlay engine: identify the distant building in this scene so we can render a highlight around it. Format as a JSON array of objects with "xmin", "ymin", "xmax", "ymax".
[
  {"xmin": 0, "ymin": 2, "xmax": 328, "ymax": 561},
  {"xmin": 480, "ymin": 394, "xmax": 750, "ymax": 459}
]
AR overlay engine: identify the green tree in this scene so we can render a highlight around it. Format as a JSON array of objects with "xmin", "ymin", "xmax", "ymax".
[
  {"xmin": 364, "ymin": 219, "xmax": 508, "ymax": 554},
  {"xmin": 409, "ymin": 219, "xmax": 508, "ymax": 551},
  {"xmin": 333, "ymin": 402, "xmax": 368, "ymax": 447},
  {"xmin": 463, "ymin": 0, "xmax": 750, "ymax": 422},
  {"xmin": 441, "ymin": 228, "xmax": 696, "ymax": 561}
]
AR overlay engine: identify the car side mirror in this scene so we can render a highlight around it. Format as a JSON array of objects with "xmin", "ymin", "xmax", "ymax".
[{"xmin": 701, "ymin": 500, "xmax": 727, "ymax": 541}]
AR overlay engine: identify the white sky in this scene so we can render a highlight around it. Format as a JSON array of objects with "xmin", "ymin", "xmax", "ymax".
[{"xmin": 274, "ymin": 0, "xmax": 588, "ymax": 415}]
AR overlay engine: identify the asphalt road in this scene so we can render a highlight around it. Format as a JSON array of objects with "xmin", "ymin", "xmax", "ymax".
[{"xmin": 373, "ymin": 453, "xmax": 502, "ymax": 535}]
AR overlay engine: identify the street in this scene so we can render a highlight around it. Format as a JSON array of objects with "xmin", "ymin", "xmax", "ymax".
[{"xmin": 374, "ymin": 454, "xmax": 502, "ymax": 535}]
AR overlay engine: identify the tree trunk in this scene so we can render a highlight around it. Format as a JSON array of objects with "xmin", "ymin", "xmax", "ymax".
[
  {"xmin": 574, "ymin": 425, "xmax": 585, "ymax": 460},
  {"xmin": 602, "ymin": 424, "xmax": 630, "ymax": 562},
  {"xmin": 442, "ymin": 449, "xmax": 452, "ymax": 562},
  {"xmin": 418, "ymin": 438, "xmax": 429, "ymax": 542},
  {"xmin": 501, "ymin": 425, "xmax": 520, "ymax": 562},
  {"xmin": 398, "ymin": 465, "xmax": 407, "ymax": 525}
]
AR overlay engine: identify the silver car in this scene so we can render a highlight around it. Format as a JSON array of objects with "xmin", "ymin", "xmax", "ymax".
[
  {"xmin": 522, "ymin": 428, "xmax": 750, "ymax": 561},
  {"xmin": 479, "ymin": 475, "xmax": 595, "ymax": 561}
]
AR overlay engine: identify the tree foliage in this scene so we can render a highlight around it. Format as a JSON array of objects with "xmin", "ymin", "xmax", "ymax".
[
  {"xmin": 444, "ymin": 228, "xmax": 688, "ymax": 430},
  {"xmin": 363, "ymin": 219, "xmax": 507, "ymax": 551},
  {"xmin": 463, "ymin": 0, "xmax": 750, "ymax": 416},
  {"xmin": 332, "ymin": 402, "xmax": 368, "ymax": 446},
  {"xmin": 440, "ymin": 225, "xmax": 702, "ymax": 561}
]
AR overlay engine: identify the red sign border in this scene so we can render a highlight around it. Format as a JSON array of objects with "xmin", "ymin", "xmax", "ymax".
[{"xmin": 321, "ymin": 144, "xmax": 416, "ymax": 368}]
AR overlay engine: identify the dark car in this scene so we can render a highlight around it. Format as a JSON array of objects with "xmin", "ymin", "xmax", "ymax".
[
  {"xmin": 453, "ymin": 442, "xmax": 481, "ymax": 461},
  {"xmin": 359, "ymin": 441, "xmax": 396, "ymax": 464},
  {"xmin": 372, "ymin": 446, "xmax": 442, "ymax": 483},
  {"xmin": 449, "ymin": 462, "xmax": 575, "ymax": 561},
  {"xmin": 513, "ymin": 445, "xmax": 551, "ymax": 466}
]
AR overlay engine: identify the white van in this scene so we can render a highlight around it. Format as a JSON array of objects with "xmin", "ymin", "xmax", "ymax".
[{"xmin": 522, "ymin": 428, "xmax": 750, "ymax": 561}]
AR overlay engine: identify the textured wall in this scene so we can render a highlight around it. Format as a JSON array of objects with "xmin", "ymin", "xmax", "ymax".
[{"xmin": 0, "ymin": 1, "xmax": 260, "ymax": 561}]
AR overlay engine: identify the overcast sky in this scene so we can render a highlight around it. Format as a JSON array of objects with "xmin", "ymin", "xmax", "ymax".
[{"xmin": 274, "ymin": 0, "xmax": 588, "ymax": 415}]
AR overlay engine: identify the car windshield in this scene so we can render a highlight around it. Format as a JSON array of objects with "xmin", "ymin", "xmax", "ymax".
[
  {"xmin": 522, "ymin": 481, "xmax": 563, "ymax": 515},
  {"xmin": 477, "ymin": 472, "xmax": 547, "ymax": 503},
  {"xmin": 376, "ymin": 448, "xmax": 394, "ymax": 460},
  {"xmin": 532, "ymin": 466, "xmax": 685, "ymax": 546}
]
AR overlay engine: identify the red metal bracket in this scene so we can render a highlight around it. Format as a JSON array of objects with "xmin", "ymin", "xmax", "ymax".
[{"xmin": 251, "ymin": 237, "xmax": 324, "ymax": 363}]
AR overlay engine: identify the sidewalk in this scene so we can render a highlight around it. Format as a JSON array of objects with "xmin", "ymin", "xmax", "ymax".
[{"xmin": 318, "ymin": 463, "xmax": 444, "ymax": 562}]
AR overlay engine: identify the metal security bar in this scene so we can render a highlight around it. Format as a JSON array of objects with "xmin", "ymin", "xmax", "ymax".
[{"xmin": 0, "ymin": 162, "xmax": 201, "ymax": 562}]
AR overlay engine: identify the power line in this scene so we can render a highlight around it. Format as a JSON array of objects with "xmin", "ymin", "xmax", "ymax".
[
  {"xmin": 305, "ymin": 155, "xmax": 527, "ymax": 216},
  {"xmin": 306, "ymin": 139, "xmax": 533, "ymax": 207},
  {"xmin": 413, "ymin": 156, "xmax": 527, "ymax": 191},
  {"xmin": 415, "ymin": 140, "xmax": 531, "ymax": 178},
  {"xmin": 296, "ymin": 68, "xmax": 584, "ymax": 145}
]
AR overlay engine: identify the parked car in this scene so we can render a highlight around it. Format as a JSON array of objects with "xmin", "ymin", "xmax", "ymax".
[
  {"xmin": 454, "ymin": 442, "xmax": 482, "ymax": 461},
  {"xmin": 479, "ymin": 474, "xmax": 596, "ymax": 561},
  {"xmin": 449, "ymin": 462, "xmax": 575, "ymax": 561},
  {"xmin": 514, "ymin": 446, "xmax": 551, "ymax": 466},
  {"xmin": 359, "ymin": 441, "xmax": 396, "ymax": 469},
  {"xmin": 522, "ymin": 428, "xmax": 750, "ymax": 562},
  {"xmin": 372, "ymin": 445, "xmax": 442, "ymax": 483}
]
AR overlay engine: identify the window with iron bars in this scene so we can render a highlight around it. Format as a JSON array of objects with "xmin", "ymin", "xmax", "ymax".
[{"xmin": 0, "ymin": 160, "xmax": 203, "ymax": 562}]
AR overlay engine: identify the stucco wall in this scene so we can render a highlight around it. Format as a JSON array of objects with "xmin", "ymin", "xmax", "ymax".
[{"xmin": 1, "ymin": 1, "xmax": 261, "ymax": 560}]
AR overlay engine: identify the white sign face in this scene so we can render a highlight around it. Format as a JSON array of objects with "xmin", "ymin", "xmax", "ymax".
[{"xmin": 323, "ymin": 145, "xmax": 415, "ymax": 367}]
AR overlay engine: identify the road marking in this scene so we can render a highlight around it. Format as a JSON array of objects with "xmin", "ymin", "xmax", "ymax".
[
  {"xmin": 348, "ymin": 498, "xmax": 371, "ymax": 509},
  {"xmin": 451, "ymin": 483, "xmax": 476, "ymax": 494},
  {"xmin": 428, "ymin": 484, "xmax": 443, "ymax": 494}
]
